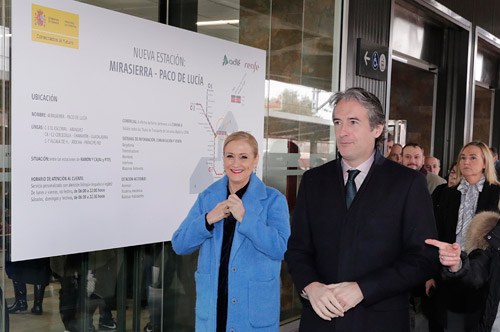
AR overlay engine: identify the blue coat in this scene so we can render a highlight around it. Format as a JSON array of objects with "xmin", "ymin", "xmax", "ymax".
[{"xmin": 172, "ymin": 173, "xmax": 290, "ymax": 332}]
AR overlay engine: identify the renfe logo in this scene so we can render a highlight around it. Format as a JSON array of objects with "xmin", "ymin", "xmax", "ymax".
[
  {"xmin": 222, "ymin": 55, "xmax": 241, "ymax": 66},
  {"xmin": 244, "ymin": 61, "xmax": 260, "ymax": 72}
]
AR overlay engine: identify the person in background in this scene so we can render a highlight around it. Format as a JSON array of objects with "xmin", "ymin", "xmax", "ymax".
[
  {"xmin": 490, "ymin": 147, "xmax": 500, "ymax": 180},
  {"xmin": 425, "ymin": 156, "xmax": 442, "ymax": 176},
  {"xmin": 385, "ymin": 133, "xmax": 394, "ymax": 157},
  {"xmin": 6, "ymin": 258, "xmax": 51, "ymax": 315},
  {"xmin": 430, "ymin": 141, "xmax": 500, "ymax": 331},
  {"xmin": 6, "ymin": 186, "xmax": 51, "ymax": 316},
  {"xmin": 51, "ymin": 250, "xmax": 119, "ymax": 332},
  {"xmin": 402, "ymin": 143, "xmax": 447, "ymax": 194},
  {"xmin": 2, "ymin": 190, "xmax": 51, "ymax": 315},
  {"xmin": 285, "ymin": 87, "xmax": 438, "ymax": 332},
  {"xmin": 388, "ymin": 143, "xmax": 403, "ymax": 164},
  {"xmin": 490, "ymin": 147, "xmax": 498, "ymax": 167},
  {"xmin": 172, "ymin": 131, "xmax": 290, "ymax": 332},
  {"xmin": 447, "ymin": 162, "xmax": 459, "ymax": 187},
  {"xmin": 431, "ymin": 162, "xmax": 458, "ymax": 212}
]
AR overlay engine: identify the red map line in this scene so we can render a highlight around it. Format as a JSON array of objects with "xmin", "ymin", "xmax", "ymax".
[
  {"xmin": 195, "ymin": 103, "xmax": 216, "ymax": 137},
  {"xmin": 193, "ymin": 103, "xmax": 225, "ymax": 176}
]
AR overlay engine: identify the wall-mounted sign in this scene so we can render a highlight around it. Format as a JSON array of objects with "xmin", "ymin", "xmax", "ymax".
[
  {"xmin": 11, "ymin": 0, "xmax": 265, "ymax": 261},
  {"xmin": 356, "ymin": 38, "xmax": 388, "ymax": 81}
]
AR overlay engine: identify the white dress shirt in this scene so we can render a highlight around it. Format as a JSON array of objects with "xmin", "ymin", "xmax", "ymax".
[{"xmin": 341, "ymin": 151, "xmax": 375, "ymax": 190}]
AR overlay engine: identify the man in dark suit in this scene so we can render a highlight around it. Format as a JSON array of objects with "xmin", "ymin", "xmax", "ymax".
[{"xmin": 285, "ymin": 87, "xmax": 439, "ymax": 332}]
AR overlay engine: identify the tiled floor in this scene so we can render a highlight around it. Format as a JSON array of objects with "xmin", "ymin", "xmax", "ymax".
[
  {"xmin": 4, "ymin": 280, "xmax": 136, "ymax": 332},
  {"xmin": 0, "ymin": 260, "xmax": 299, "ymax": 332},
  {"xmin": 2, "ymin": 278, "xmax": 186, "ymax": 332}
]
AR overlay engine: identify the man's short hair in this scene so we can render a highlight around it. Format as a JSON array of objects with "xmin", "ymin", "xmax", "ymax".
[
  {"xmin": 387, "ymin": 132, "xmax": 394, "ymax": 143},
  {"xmin": 426, "ymin": 156, "xmax": 440, "ymax": 167},
  {"xmin": 403, "ymin": 142, "xmax": 424, "ymax": 155},
  {"xmin": 490, "ymin": 147, "xmax": 498, "ymax": 158},
  {"xmin": 329, "ymin": 87, "xmax": 386, "ymax": 146}
]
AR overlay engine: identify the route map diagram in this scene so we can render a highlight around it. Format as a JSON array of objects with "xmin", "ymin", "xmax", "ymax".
[{"xmin": 189, "ymin": 77, "xmax": 246, "ymax": 194}]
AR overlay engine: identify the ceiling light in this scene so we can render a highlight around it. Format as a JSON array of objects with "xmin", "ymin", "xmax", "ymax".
[{"xmin": 196, "ymin": 20, "xmax": 239, "ymax": 26}]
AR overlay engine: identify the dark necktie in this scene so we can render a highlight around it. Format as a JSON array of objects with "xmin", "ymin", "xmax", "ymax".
[{"xmin": 346, "ymin": 169, "xmax": 361, "ymax": 209}]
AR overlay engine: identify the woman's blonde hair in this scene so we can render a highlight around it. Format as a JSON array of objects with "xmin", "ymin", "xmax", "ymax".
[
  {"xmin": 455, "ymin": 141, "xmax": 499, "ymax": 185},
  {"xmin": 223, "ymin": 131, "xmax": 259, "ymax": 157}
]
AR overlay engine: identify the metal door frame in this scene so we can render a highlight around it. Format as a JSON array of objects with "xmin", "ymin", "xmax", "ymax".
[
  {"xmin": 469, "ymin": 27, "xmax": 500, "ymax": 145},
  {"xmin": 386, "ymin": 0, "xmax": 471, "ymax": 166},
  {"xmin": 389, "ymin": 51, "xmax": 439, "ymax": 155}
]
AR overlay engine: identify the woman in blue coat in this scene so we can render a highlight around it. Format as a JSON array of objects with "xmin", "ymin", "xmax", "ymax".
[{"xmin": 172, "ymin": 131, "xmax": 290, "ymax": 332}]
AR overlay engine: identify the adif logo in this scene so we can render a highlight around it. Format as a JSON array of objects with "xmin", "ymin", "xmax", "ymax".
[{"xmin": 222, "ymin": 55, "xmax": 240, "ymax": 66}]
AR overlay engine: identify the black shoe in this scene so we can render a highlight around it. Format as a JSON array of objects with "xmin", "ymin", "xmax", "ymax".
[
  {"xmin": 31, "ymin": 284, "xmax": 45, "ymax": 315},
  {"xmin": 8, "ymin": 299, "xmax": 28, "ymax": 313},
  {"xmin": 31, "ymin": 303, "xmax": 42, "ymax": 315},
  {"xmin": 99, "ymin": 318, "xmax": 117, "ymax": 331},
  {"xmin": 9, "ymin": 280, "xmax": 28, "ymax": 313}
]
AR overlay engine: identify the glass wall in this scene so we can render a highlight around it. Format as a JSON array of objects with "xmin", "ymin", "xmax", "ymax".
[
  {"xmin": 1, "ymin": 3, "xmax": 10, "ymax": 330},
  {"xmin": 0, "ymin": 0, "xmax": 341, "ymax": 331},
  {"xmin": 473, "ymin": 36, "xmax": 499, "ymax": 146},
  {"xmin": 472, "ymin": 84, "xmax": 493, "ymax": 144},
  {"xmin": 389, "ymin": 60, "xmax": 436, "ymax": 155}
]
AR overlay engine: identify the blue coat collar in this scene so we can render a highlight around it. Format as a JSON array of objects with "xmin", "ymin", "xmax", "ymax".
[
  {"xmin": 205, "ymin": 172, "xmax": 268, "ymax": 262},
  {"xmin": 204, "ymin": 172, "xmax": 267, "ymax": 209}
]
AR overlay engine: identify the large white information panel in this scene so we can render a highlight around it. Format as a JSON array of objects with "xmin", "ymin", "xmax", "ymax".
[{"xmin": 11, "ymin": 0, "xmax": 265, "ymax": 261}]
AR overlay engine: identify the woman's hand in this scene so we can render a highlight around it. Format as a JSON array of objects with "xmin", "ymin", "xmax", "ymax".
[
  {"xmin": 425, "ymin": 239, "xmax": 462, "ymax": 272},
  {"xmin": 226, "ymin": 194, "xmax": 245, "ymax": 222},
  {"xmin": 425, "ymin": 279, "xmax": 436, "ymax": 296},
  {"xmin": 206, "ymin": 201, "xmax": 230, "ymax": 225}
]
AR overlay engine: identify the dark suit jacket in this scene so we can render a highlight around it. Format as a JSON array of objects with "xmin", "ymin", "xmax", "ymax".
[{"xmin": 285, "ymin": 151, "xmax": 439, "ymax": 332}]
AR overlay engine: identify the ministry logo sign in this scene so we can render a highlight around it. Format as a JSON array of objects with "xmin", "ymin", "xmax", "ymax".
[
  {"xmin": 34, "ymin": 10, "xmax": 46, "ymax": 27},
  {"xmin": 31, "ymin": 4, "xmax": 80, "ymax": 49}
]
